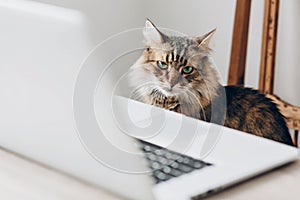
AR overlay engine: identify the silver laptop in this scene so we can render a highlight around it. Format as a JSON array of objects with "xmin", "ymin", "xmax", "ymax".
[{"xmin": 0, "ymin": 1, "xmax": 298, "ymax": 200}]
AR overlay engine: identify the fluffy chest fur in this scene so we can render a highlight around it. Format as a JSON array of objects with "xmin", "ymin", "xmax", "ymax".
[{"xmin": 146, "ymin": 89, "xmax": 180, "ymax": 111}]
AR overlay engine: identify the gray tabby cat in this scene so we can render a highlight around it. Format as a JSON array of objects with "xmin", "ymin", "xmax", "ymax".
[{"xmin": 128, "ymin": 19, "xmax": 293, "ymax": 146}]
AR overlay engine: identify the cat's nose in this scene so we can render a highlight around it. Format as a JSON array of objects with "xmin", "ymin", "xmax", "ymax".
[
  {"xmin": 168, "ymin": 69, "xmax": 180, "ymax": 88},
  {"xmin": 169, "ymin": 74, "xmax": 180, "ymax": 88},
  {"xmin": 169, "ymin": 78, "xmax": 179, "ymax": 88}
]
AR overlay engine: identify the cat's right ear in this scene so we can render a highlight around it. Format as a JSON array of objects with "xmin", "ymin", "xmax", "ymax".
[
  {"xmin": 143, "ymin": 19, "xmax": 165, "ymax": 45},
  {"xmin": 196, "ymin": 29, "xmax": 216, "ymax": 47}
]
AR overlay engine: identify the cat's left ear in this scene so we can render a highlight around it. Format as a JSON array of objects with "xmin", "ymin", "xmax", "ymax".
[
  {"xmin": 196, "ymin": 29, "xmax": 216, "ymax": 47},
  {"xmin": 143, "ymin": 19, "xmax": 166, "ymax": 45}
]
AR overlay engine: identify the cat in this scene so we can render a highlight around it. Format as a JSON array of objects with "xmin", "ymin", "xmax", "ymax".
[{"xmin": 128, "ymin": 19, "xmax": 294, "ymax": 146}]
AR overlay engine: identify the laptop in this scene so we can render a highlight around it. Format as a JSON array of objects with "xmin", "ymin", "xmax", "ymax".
[
  {"xmin": 0, "ymin": 1, "xmax": 298, "ymax": 200},
  {"xmin": 85, "ymin": 95, "xmax": 297, "ymax": 200}
]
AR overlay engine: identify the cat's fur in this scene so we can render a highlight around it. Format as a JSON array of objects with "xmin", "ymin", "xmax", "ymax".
[{"xmin": 128, "ymin": 19, "xmax": 294, "ymax": 146}]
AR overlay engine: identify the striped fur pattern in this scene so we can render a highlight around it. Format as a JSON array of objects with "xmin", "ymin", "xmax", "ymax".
[
  {"xmin": 128, "ymin": 20, "xmax": 219, "ymax": 119},
  {"xmin": 128, "ymin": 19, "xmax": 293, "ymax": 146}
]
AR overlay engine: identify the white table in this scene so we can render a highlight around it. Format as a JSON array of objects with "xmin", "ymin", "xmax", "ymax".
[{"xmin": 0, "ymin": 147, "xmax": 299, "ymax": 200}]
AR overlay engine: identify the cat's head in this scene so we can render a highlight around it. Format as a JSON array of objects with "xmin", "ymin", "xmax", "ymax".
[{"xmin": 129, "ymin": 19, "xmax": 220, "ymax": 105}]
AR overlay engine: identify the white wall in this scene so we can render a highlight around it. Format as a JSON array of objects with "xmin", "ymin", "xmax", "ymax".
[
  {"xmin": 275, "ymin": 0, "xmax": 300, "ymax": 105},
  {"xmin": 35, "ymin": 0, "xmax": 300, "ymax": 105}
]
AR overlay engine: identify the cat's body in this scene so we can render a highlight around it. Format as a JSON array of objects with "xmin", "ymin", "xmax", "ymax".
[
  {"xmin": 128, "ymin": 19, "xmax": 294, "ymax": 146},
  {"xmin": 224, "ymin": 86, "xmax": 292, "ymax": 145}
]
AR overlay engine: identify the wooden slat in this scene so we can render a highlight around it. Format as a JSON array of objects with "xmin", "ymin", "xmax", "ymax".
[
  {"xmin": 228, "ymin": 0, "xmax": 252, "ymax": 85},
  {"xmin": 266, "ymin": 94, "xmax": 300, "ymax": 131},
  {"xmin": 259, "ymin": 0, "xmax": 280, "ymax": 94}
]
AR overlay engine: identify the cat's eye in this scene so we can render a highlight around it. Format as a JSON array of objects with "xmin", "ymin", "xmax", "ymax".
[
  {"xmin": 182, "ymin": 66, "xmax": 194, "ymax": 74},
  {"xmin": 157, "ymin": 61, "xmax": 168, "ymax": 70}
]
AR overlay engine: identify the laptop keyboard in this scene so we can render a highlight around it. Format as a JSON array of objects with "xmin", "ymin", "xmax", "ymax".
[{"xmin": 140, "ymin": 140, "xmax": 211, "ymax": 184}]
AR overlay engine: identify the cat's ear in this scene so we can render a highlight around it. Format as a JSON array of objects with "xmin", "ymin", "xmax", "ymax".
[
  {"xmin": 196, "ymin": 29, "xmax": 216, "ymax": 47},
  {"xmin": 143, "ymin": 19, "xmax": 165, "ymax": 45}
]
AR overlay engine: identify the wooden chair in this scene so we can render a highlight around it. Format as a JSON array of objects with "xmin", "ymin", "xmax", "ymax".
[{"xmin": 228, "ymin": 0, "xmax": 300, "ymax": 146}]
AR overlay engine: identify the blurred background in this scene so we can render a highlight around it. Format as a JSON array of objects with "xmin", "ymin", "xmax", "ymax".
[
  {"xmin": 34, "ymin": 0, "xmax": 300, "ymax": 105},
  {"xmin": 1, "ymin": 0, "xmax": 298, "ymax": 153},
  {"xmin": 0, "ymin": 1, "xmax": 299, "ymax": 198}
]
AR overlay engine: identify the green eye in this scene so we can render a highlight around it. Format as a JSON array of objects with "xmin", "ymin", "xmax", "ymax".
[
  {"xmin": 182, "ymin": 66, "xmax": 194, "ymax": 74},
  {"xmin": 157, "ymin": 61, "xmax": 168, "ymax": 70}
]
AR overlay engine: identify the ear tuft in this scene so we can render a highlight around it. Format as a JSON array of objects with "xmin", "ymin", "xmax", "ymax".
[
  {"xmin": 143, "ymin": 19, "xmax": 164, "ymax": 45},
  {"xmin": 196, "ymin": 29, "xmax": 216, "ymax": 47}
]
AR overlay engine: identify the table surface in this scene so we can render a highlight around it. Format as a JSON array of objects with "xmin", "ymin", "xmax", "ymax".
[{"xmin": 1, "ymin": 147, "xmax": 299, "ymax": 200}]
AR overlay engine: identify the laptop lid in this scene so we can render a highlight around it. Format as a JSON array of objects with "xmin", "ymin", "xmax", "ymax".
[{"xmin": 0, "ymin": 1, "xmax": 155, "ymax": 199}]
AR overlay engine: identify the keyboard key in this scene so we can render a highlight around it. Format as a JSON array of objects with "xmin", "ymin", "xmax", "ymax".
[
  {"xmin": 183, "ymin": 157, "xmax": 191, "ymax": 164},
  {"xmin": 165, "ymin": 152, "xmax": 173, "ymax": 159},
  {"xmin": 170, "ymin": 161, "xmax": 179, "ymax": 169},
  {"xmin": 154, "ymin": 171, "xmax": 172, "ymax": 182},
  {"xmin": 145, "ymin": 153, "xmax": 157, "ymax": 161},
  {"xmin": 178, "ymin": 164, "xmax": 193, "ymax": 173},
  {"xmin": 155, "ymin": 149, "xmax": 166, "ymax": 156},
  {"xmin": 168, "ymin": 168, "xmax": 182, "ymax": 177},
  {"xmin": 151, "ymin": 162, "xmax": 162, "ymax": 170},
  {"xmin": 193, "ymin": 161, "xmax": 205, "ymax": 169},
  {"xmin": 143, "ymin": 145, "xmax": 153, "ymax": 152},
  {"xmin": 162, "ymin": 166, "xmax": 172, "ymax": 174},
  {"xmin": 175, "ymin": 156, "xmax": 184, "ymax": 163},
  {"xmin": 157, "ymin": 156, "xmax": 168, "ymax": 165}
]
